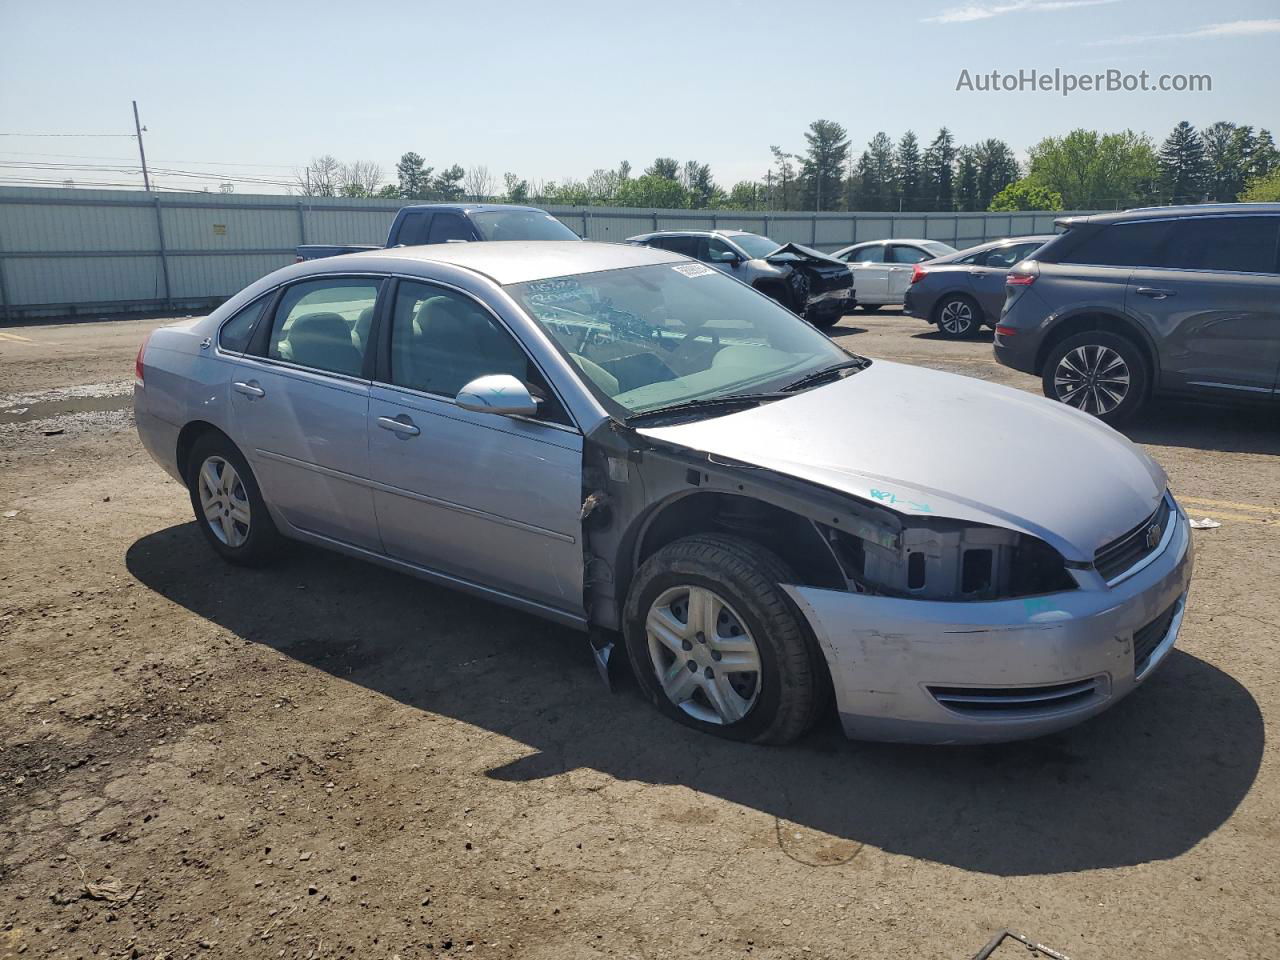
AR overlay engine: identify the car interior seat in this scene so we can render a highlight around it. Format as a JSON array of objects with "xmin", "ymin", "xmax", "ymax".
[{"xmin": 281, "ymin": 312, "xmax": 363, "ymax": 376}]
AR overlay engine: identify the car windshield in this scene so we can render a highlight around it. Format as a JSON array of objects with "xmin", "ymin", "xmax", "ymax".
[
  {"xmin": 728, "ymin": 233, "xmax": 782, "ymax": 259},
  {"xmin": 922, "ymin": 241, "xmax": 957, "ymax": 257},
  {"xmin": 470, "ymin": 210, "xmax": 580, "ymax": 242},
  {"xmin": 506, "ymin": 262, "xmax": 851, "ymax": 416}
]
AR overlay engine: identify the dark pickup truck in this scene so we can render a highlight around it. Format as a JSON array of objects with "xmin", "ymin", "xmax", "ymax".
[{"xmin": 295, "ymin": 203, "xmax": 580, "ymax": 262}]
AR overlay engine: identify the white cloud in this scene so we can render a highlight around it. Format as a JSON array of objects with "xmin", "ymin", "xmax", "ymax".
[
  {"xmin": 922, "ymin": 0, "xmax": 1120, "ymax": 24},
  {"xmin": 1091, "ymin": 17, "xmax": 1280, "ymax": 45}
]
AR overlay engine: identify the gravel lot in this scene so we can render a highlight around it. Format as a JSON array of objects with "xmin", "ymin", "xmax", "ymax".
[{"xmin": 1, "ymin": 308, "xmax": 1277, "ymax": 960}]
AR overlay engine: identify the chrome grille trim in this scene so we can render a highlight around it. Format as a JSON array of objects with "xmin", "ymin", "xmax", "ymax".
[{"xmin": 1097, "ymin": 493, "xmax": 1176, "ymax": 586}]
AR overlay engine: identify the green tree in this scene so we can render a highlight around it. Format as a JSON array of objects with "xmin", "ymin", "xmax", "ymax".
[
  {"xmin": 645, "ymin": 157, "xmax": 680, "ymax": 180},
  {"xmin": 395, "ymin": 152, "xmax": 431, "ymax": 199},
  {"xmin": 895, "ymin": 131, "xmax": 923, "ymax": 211},
  {"xmin": 799, "ymin": 119, "xmax": 850, "ymax": 211},
  {"xmin": 989, "ymin": 179, "xmax": 1063, "ymax": 211},
  {"xmin": 376, "ymin": 183, "xmax": 400, "ymax": 199},
  {"xmin": 503, "ymin": 172, "xmax": 529, "ymax": 204},
  {"xmin": 1025, "ymin": 129, "xmax": 1158, "ymax": 208},
  {"xmin": 432, "ymin": 164, "xmax": 465, "ymax": 201},
  {"xmin": 954, "ymin": 147, "xmax": 980, "ymax": 211},
  {"xmin": 723, "ymin": 181, "xmax": 765, "ymax": 209},
  {"xmin": 1158, "ymin": 121, "xmax": 1208, "ymax": 204},
  {"xmin": 1240, "ymin": 168, "xmax": 1280, "ymax": 201},
  {"xmin": 1252, "ymin": 129, "xmax": 1278, "ymax": 180},
  {"xmin": 615, "ymin": 174, "xmax": 688, "ymax": 208},
  {"xmin": 922, "ymin": 127, "xmax": 957, "ymax": 210},
  {"xmin": 681, "ymin": 160, "xmax": 719, "ymax": 208},
  {"xmin": 974, "ymin": 139, "xmax": 1020, "ymax": 208},
  {"xmin": 1201, "ymin": 121, "xmax": 1243, "ymax": 201},
  {"xmin": 853, "ymin": 132, "xmax": 896, "ymax": 211},
  {"xmin": 768, "ymin": 146, "xmax": 800, "ymax": 210}
]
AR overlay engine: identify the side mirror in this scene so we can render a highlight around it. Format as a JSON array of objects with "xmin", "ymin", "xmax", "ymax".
[
  {"xmin": 455, "ymin": 374, "xmax": 539, "ymax": 417},
  {"xmin": 710, "ymin": 251, "xmax": 742, "ymax": 266}
]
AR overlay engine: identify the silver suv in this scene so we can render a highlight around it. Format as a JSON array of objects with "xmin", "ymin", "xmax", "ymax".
[{"xmin": 994, "ymin": 204, "xmax": 1280, "ymax": 423}]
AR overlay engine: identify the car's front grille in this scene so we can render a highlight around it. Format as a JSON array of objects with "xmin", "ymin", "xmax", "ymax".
[
  {"xmin": 1133, "ymin": 602, "xmax": 1178, "ymax": 673},
  {"xmin": 1095, "ymin": 496, "xmax": 1172, "ymax": 582},
  {"xmin": 928, "ymin": 677, "xmax": 1102, "ymax": 717}
]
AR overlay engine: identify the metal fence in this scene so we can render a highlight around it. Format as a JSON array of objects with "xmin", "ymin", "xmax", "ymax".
[{"xmin": 0, "ymin": 186, "xmax": 1090, "ymax": 321}]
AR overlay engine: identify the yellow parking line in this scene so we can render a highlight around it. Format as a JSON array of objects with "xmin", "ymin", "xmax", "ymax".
[
  {"xmin": 1186, "ymin": 509, "xmax": 1275, "ymax": 526},
  {"xmin": 0, "ymin": 331, "xmax": 35, "ymax": 343},
  {"xmin": 1180, "ymin": 496, "xmax": 1279, "ymax": 515}
]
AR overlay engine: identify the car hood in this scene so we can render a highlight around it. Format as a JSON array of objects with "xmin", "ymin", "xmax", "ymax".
[{"xmin": 637, "ymin": 360, "xmax": 1167, "ymax": 562}]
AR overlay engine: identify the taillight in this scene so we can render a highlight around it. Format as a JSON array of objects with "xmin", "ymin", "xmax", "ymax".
[
  {"xmin": 909, "ymin": 263, "xmax": 928, "ymax": 285},
  {"xmin": 995, "ymin": 325, "xmax": 1019, "ymax": 337},
  {"xmin": 1006, "ymin": 273, "xmax": 1036, "ymax": 286},
  {"xmin": 135, "ymin": 333, "xmax": 151, "ymax": 386}
]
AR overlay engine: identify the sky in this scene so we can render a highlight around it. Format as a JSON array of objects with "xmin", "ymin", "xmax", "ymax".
[{"xmin": 1, "ymin": 0, "xmax": 1277, "ymax": 195}]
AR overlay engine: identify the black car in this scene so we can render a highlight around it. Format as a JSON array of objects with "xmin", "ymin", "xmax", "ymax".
[
  {"xmin": 903, "ymin": 235, "xmax": 1053, "ymax": 338},
  {"xmin": 995, "ymin": 204, "xmax": 1280, "ymax": 423}
]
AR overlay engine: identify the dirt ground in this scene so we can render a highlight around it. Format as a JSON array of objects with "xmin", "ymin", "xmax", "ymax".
[{"xmin": 1, "ymin": 308, "xmax": 1278, "ymax": 960}]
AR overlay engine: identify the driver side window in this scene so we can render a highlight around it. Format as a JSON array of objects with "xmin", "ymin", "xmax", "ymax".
[{"xmin": 388, "ymin": 282, "xmax": 567, "ymax": 423}]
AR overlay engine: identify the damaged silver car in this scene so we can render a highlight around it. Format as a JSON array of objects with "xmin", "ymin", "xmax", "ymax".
[
  {"xmin": 134, "ymin": 241, "xmax": 1193, "ymax": 745},
  {"xmin": 626, "ymin": 229, "xmax": 856, "ymax": 328}
]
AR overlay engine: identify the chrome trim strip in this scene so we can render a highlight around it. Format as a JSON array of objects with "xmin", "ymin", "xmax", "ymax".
[
  {"xmin": 254, "ymin": 448, "xmax": 576, "ymax": 544},
  {"xmin": 1186, "ymin": 381, "xmax": 1274, "ymax": 394},
  {"xmin": 1135, "ymin": 595, "xmax": 1186, "ymax": 682},
  {"xmin": 1105, "ymin": 492, "xmax": 1178, "ymax": 588}
]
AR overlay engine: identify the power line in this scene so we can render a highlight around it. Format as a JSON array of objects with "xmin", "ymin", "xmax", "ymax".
[{"xmin": 0, "ymin": 132, "xmax": 137, "ymax": 138}]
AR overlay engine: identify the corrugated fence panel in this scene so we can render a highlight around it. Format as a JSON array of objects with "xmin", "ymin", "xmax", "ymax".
[{"xmin": 0, "ymin": 186, "xmax": 1093, "ymax": 319}]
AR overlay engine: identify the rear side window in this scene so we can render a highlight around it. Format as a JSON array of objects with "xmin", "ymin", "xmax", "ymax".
[
  {"xmin": 1057, "ymin": 221, "xmax": 1175, "ymax": 268},
  {"xmin": 427, "ymin": 213, "xmax": 474, "ymax": 244},
  {"xmin": 651, "ymin": 235, "xmax": 699, "ymax": 257},
  {"xmin": 267, "ymin": 278, "xmax": 380, "ymax": 377},
  {"xmin": 219, "ymin": 296, "xmax": 268, "ymax": 353},
  {"xmin": 846, "ymin": 245, "xmax": 884, "ymax": 263},
  {"xmin": 1163, "ymin": 217, "xmax": 1280, "ymax": 274},
  {"xmin": 394, "ymin": 212, "xmax": 428, "ymax": 246},
  {"xmin": 889, "ymin": 245, "xmax": 931, "ymax": 264}
]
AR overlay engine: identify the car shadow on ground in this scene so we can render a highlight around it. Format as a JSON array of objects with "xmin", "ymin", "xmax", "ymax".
[
  {"xmin": 127, "ymin": 523, "xmax": 1263, "ymax": 878},
  {"xmin": 1126, "ymin": 400, "xmax": 1280, "ymax": 456},
  {"xmin": 910, "ymin": 329, "xmax": 996, "ymax": 344}
]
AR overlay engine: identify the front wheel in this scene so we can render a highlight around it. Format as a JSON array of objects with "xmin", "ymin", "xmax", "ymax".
[
  {"xmin": 934, "ymin": 294, "xmax": 982, "ymax": 338},
  {"xmin": 622, "ymin": 535, "xmax": 825, "ymax": 744},
  {"xmin": 805, "ymin": 307, "xmax": 841, "ymax": 330},
  {"xmin": 1041, "ymin": 330, "xmax": 1149, "ymax": 424}
]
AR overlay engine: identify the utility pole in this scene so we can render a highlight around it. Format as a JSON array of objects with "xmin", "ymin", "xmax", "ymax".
[{"xmin": 132, "ymin": 100, "xmax": 151, "ymax": 192}]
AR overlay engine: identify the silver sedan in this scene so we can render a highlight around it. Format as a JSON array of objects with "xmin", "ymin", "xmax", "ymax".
[{"xmin": 135, "ymin": 241, "xmax": 1193, "ymax": 745}]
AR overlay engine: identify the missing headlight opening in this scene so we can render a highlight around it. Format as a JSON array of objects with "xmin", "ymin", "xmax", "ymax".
[{"xmin": 821, "ymin": 520, "xmax": 1075, "ymax": 601}]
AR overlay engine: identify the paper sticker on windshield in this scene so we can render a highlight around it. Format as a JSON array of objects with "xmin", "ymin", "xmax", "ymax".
[
  {"xmin": 672, "ymin": 263, "xmax": 715, "ymax": 278},
  {"xmin": 525, "ymin": 278, "xmax": 584, "ymax": 305}
]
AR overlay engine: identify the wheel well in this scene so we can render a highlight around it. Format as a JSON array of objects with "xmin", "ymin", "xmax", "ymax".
[
  {"xmin": 752, "ymin": 279, "xmax": 792, "ymax": 309},
  {"xmin": 175, "ymin": 421, "xmax": 230, "ymax": 482},
  {"xmin": 1035, "ymin": 312, "xmax": 1157, "ymax": 379},
  {"xmin": 629, "ymin": 493, "xmax": 845, "ymax": 594}
]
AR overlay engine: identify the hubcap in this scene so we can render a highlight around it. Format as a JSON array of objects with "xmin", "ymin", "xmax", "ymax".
[
  {"xmin": 197, "ymin": 456, "xmax": 251, "ymax": 548},
  {"xmin": 645, "ymin": 586, "xmax": 761, "ymax": 726},
  {"xmin": 1054, "ymin": 345, "xmax": 1130, "ymax": 416},
  {"xmin": 939, "ymin": 300, "xmax": 974, "ymax": 334}
]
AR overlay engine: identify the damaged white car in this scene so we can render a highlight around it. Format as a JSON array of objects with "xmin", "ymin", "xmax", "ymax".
[{"xmin": 134, "ymin": 241, "xmax": 1193, "ymax": 745}]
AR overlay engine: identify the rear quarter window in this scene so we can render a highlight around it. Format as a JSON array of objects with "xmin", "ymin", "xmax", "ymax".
[
  {"xmin": 218, "ymin": 296, "xmax": 269, "ymax": 353},
  {"xmin": 1056, "ymin": 221, "xmax": 1175, "ymax": 268}
]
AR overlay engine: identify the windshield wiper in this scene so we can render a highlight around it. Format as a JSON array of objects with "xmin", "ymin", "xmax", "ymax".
[
  {"xmin": 626, "ymin": 392, "xmax": 787, "ymax": 425},
  {"xmin": 781, "ymin": 357, "xmax": 870, "ymax": 393}
]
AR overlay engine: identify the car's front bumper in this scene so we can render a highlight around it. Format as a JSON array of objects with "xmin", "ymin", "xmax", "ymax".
[
  {"xmin": 783, "ymin": 504, "xmax": 1194, "ymax": 744},
  {"xmin": 805, "ymin": 287, "xmax": 856, "ymax": 317}
]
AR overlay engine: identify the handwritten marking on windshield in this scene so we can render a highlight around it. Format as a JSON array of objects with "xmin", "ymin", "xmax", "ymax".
[{"xmin": 870, "ymin": 489, "xmax": 933, "ymax": 513}]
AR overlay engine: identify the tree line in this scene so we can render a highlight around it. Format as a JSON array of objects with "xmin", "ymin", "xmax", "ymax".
[{"xmin": 294, "ymin": 118, "xmax": 1278, "ymax": 212}]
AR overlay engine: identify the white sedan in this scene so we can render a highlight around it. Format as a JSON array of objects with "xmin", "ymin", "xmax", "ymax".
[{"xmin": 831, "ymin": 239, "xmax": 956, "ymax": 311}]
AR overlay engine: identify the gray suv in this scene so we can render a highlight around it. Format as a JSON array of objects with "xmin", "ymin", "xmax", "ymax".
[{"xmin": 994, "ymin": 204, "xmax": 1280, "ymax": 423}]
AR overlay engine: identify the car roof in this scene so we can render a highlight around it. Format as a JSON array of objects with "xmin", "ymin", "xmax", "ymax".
[
  {"xmin": 343, "ymin": 240, "xmax": 684, "ymax": 285},
  {"xmin": 846, "ymin": 238, "xmax": 940, "ymax": 247},
  {"xmin": 627, "ymin": 229, "xmax": 757, "ymax": 240},
  {"xmin": 932, "ymin": 234, "xmax": 1056, "ymax": 261},
  {"xmin": 1058, "ymin": 202, "xmax": 1280, "ymax": 227},
  {"xmin": 398, "ymin": 202, "xmax": 551, "ymax": 215}
]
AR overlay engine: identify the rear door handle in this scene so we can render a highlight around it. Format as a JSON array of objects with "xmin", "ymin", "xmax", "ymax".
[
  {"xmin": 232, "ymin": 380, "xmax": 265, "ymax": 399},
  {"xmin": 1135, "ymin": 287, "xmax": 1175, "ymax": 299},
  {"xmin": 377, "ymin": 414, "xmax": 420, "ymax": 438}
]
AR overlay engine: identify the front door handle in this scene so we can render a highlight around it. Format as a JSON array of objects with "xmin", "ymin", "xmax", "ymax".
[
  {"xmin": 1135, "ymin": 287, "xmax": 1176, "ymax": 299},
  {"xmin": 377, "ymin": 414, "xmax": 420, "ymax": 438},
  {"xmin": 232, "ymin": 380, "xmax": 265, "ymax": 399}
]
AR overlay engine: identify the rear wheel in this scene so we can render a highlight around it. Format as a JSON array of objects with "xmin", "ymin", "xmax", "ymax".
[
  {"xmin": 934, "ymin": 294, "xmax": 982, "ymax": 338},
  {"xmin": 623, "ymin": 535, "xmax": 824, "ymax": 744},
  {"xmin": 1041, "ymin": 330, "xmax": 1149, "ymax": 424},
  {"xmin": 186, "ymin": 432, "xmax": 282, "ymax": 565}
]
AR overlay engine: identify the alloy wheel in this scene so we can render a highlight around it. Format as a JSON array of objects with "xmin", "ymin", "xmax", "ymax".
[
  {"xmin": 645, "ymin": 585, "xmax": 761, "ymax": 725},
  {"xmin": 1053, "ymin": 344, "xmax": 1130, "ymax": 416},
  {"xmin": 939, "ymin": 299, "xmax": 975, "ymax": 335},
  {"xmin": 197, "ymin": 456, "xmax": 251, "ymax": 548}
]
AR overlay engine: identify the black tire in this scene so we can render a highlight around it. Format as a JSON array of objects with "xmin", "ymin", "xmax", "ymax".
[
  {"xmin": 1041, "ymin": 330, "xmax": 1149, "ymax": 425},
  {"xmin": 805, "ymin": 308, "xmax": 841, "ymax": 330},
  {"xmin": 185, "ymin": 432, "xmax": 282, "ymax": 566},
  {"xmin": 859, "ymin": 304, "xmax": 882, "ymax": 313},
  {"xmin": 622, "ymin": 534, "xmax": 825, "ymax": 745},
  {"xmin": 933, "ymin": 293, "xmax": 983, "ymax": 339}
]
